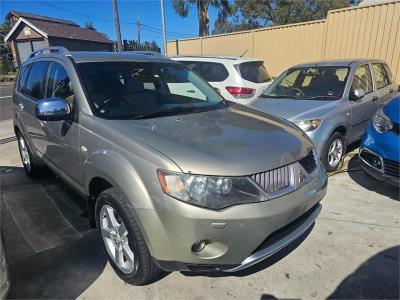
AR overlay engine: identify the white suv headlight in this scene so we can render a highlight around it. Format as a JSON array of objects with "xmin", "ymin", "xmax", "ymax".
[{"xmin": 373, "ymin": 107, "xmax": 392, "ymax": 133}]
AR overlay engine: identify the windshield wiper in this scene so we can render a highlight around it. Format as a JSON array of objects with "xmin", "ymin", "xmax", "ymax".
[
  {"xmin": 303, "ymin": 95, "xmax": 339, "ymax": 100},
  {"xmin": 131, "ymin": 105, "xmax": 218, "ymax": 120}
]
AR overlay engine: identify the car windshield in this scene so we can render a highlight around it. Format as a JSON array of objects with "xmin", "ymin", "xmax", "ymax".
[
  {"xmin": 262, "ymin": 66, "xmax": 350, "ymax": 100},
  {"xmin": 77, "ymin": 62, "xmax": 225, "ymax": 119}
]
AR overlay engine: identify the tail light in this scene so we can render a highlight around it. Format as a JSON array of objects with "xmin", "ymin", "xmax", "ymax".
[{"xmin": 225, "ymin": 86, "xmax": 255, "ymax": 99}]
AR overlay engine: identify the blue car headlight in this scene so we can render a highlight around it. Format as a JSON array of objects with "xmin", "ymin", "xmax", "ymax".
[{"xmin": 373, "ymin": 107, "xmax": 393, "ymax": 133}]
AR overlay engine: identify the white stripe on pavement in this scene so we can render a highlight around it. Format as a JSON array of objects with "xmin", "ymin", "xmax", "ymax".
[{"xmin": 0, "ymin": 95, "xmax": 12, "ymax": 99}]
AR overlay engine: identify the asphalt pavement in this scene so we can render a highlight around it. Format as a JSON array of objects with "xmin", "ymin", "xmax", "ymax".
[{"xmin": 0, "ymin": 82, "xmax": 399, "ymax": 299}]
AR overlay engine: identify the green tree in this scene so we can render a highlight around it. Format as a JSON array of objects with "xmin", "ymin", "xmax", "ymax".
[
  {"xmin": 171, "ymin": 0, "xmax": 231, "ymax": 36},
  {"xmin": 0, "ymin": 20, "xmax": 14, "ymax": 74},
  {"xmin": 214, "ymin": 0, "xmax": 359, "ymax": 34},
  {"xmin": 84, "ymin": 20, "xmax": 96, "ymax": 30}
]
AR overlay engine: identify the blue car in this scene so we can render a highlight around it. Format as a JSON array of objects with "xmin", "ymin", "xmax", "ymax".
[{"xmin": 359, "ymin": 95, "xmax": 400, "ymax": 186}]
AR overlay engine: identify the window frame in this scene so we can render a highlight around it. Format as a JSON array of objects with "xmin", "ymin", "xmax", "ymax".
[
  {"xmin": 180, "ymin": 61, "xmax": 229, "ymax": 82},
  {"xmin": 22, "ymin": 61, "xmax": 50, "ymax": 101},
  {"xmin": 371, "ymin": 63, "xmax": 391, "ymax": 90},
  {"xmin": 17, "ymin": 64, "xmax": 32, "ymax": 94},
  {"xmin": 44, "ymin": 61, "xmax": 77, "ymax": 112},
  {"xmin": 351, "ymin": 63, "xmax": 374, "ymax": 96}
]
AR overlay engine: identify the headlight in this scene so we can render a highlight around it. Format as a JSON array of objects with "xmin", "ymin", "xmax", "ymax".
[
  {"xmin": 373, "ymin": 107, "xmax": 392, "ymax": 133},
  {"xmin": 294, "ymin": 119, "xmax": 321, "ymax": 132},
  {"xmin": 157, "ymin": 170, "xmax": 266, "ymax": 209}
]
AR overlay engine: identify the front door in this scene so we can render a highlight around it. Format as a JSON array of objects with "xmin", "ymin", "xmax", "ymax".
[
  {"xmin": 40, "ymin": 61, "xmax": 82, "ymax": 184},
  {"xmin": 348, "ymin": 63, "xmax": 378, "ymax": 141}
]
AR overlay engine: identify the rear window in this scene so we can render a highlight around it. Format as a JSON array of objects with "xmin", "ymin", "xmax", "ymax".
[
  {"xmin": 235, "ymin": 61, "xmax": 272, "ymax": 83},
  {"xmin": 24, "ymin": 61, "xmax": 49, "ymax": 100},
  {"xmin": 180, "ymin": 61, "xmax": 229, "ymax": 82}
]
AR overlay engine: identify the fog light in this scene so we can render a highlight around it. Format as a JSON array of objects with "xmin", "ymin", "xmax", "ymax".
[
  {"xmin": 191, "ymin": 240, "xmax": 206, "ymax": 252},
  {"xmin": 372, "ymin": 157, "xmax": 382, "ymax": 169}
]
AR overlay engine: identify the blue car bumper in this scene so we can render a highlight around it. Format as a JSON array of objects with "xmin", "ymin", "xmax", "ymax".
[{"xmin": 359, "ymin": 123, "xmax": 399, "ymax": 187}]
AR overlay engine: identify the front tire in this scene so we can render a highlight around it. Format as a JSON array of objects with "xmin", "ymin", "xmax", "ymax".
[
  {"xmin": 16, "ymin": 131, "xmax": 46, "ymax": 178},
  {"xmin": 321, "ymin": 132, "xmax": 346, "ymax": 172},
  {"xmin": 95, "ymin": 187, "xmax": 161, "ymax": 285}
]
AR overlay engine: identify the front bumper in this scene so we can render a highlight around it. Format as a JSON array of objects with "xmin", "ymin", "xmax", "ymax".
[
  {"xmin": 136, "ymin": 166, "xmax": 327, "ymax": 271},
  {"xmin": 359, "ymin": 148, "xmax": 399, "ymax": 187}
]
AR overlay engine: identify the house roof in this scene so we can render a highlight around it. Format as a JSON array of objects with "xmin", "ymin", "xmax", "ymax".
[
  {"xmin": 5, "ymin": 12, "xmax": 113, "ymax": 44},
  {"xmin": 7, "ymin": 10, "xmax": 79, "ymax": 26}
]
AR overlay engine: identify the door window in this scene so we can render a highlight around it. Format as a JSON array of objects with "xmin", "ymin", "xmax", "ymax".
[
  {"xmin": 383, "ymin": 64, "xmax": 393, "ymax": 85},
  {"xmin": 45, "ymin": 62, "xmax": 75, "ymax": 109},
  {"xmin": 181, "ymin": 61, "xmax": 229, "ymax": 82},
  {"xmin": 17, "ymin": 64, "xmax": 31, "ymax": 93},
  {"xmin": 24, "ymin": 61, "xmax": 49, "ymax": 100},
  {"xmin": 352, "ymin": 65, "xmax": 373, "ymax": 95},
  {"xmin": 372, "ymin": 63, "xmax": 390, "ymax": 89}
]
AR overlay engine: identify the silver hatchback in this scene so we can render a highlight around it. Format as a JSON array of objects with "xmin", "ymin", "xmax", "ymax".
[
  {"xmin": 13, "ymin": 47, "xmax": 327, "ymax": 285},
  {"xmin": 250, "ymin": 59, "xmax": 397, "ymax": 171}
]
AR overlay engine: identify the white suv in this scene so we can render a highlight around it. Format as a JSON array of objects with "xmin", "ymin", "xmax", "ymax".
[{"xmin": 172, "ymin": 55, "xmax": 272, "ymax": 104}]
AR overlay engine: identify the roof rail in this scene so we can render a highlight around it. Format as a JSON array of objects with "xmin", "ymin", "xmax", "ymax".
[
  {"xmin": 29, "ymin": 46, "xmax": 71, "ymax": 59},
  {"xmin": 172, "ymin": 54, "xmax": 240, "ymax": 60},
  {"xmin": 130, "ymin": 51, "xmax": 164, "ymax": 57}
]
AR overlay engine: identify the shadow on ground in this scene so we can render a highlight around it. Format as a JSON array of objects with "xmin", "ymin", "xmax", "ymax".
[
  {"xmin": 1, "ymin": 166, "xmax": 108, "ymax": 299},
  {"xmin": 347, "ymin": 156, "xmax": 399, "ymax": 201},
  {"xmin": 328, "ymin": 246, "xmax": 400, "ymax": 299}
]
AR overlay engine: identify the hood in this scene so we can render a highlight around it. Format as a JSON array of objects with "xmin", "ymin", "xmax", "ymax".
[
  {"xmin": 106, "ymin": 104, "xmax": 313, "ymax": 176},
  {"xmin": 249, "ymin": 97, "xmax": 338, "ymax": 121}
]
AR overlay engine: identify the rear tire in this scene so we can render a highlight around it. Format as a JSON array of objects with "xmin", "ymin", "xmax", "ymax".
[
  {"xmin": 95, "ymin": 187, "xmax": 161, "ymax": 285},
  {"xmin": 16, "ymin": 131, "xmax": 46, "ymax": 178},
  {"xmin": 321, "ymin": 132, "xmax": 346, "ymax": 172}
]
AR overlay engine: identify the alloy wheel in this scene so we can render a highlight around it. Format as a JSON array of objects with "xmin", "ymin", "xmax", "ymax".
[
  {"xmin": 18, "ymin": 135, "xmax": 31, "ymax": 172},
  {"xmin": 100, "ymin": 205, "xmax": 136, "ymax": 274},
  {"xmin": 328, "ymin": 138, "xmax": 343, "ymax": 168}
]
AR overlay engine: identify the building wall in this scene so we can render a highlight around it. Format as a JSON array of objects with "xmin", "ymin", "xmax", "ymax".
[{"xmin": 167, "ymin": 0, "xmax": 400, "ymax": 83}]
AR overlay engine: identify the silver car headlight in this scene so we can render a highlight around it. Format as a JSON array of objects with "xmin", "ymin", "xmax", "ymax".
[
  {"xmin": 294, "ymin": 119, "xmax": 321, "ymax": 132},
  {"xmin": 373, "ymin": 107, "xmax": 392, "ymax": 133},
  {"xmin": 157, "ymin": 170, "xmax": 266, "ymax": 209}
]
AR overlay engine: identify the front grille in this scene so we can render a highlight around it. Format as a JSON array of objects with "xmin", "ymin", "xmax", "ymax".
[
  {"xmin": 299, "ymin": 151, "xmax": 317, "ymax": 174},
  {"xmin": 391, "ymin": 122, "xmax": 400, "ymax": 135},
  {"xmin": 251, "ymin": 164, "xmax": 292, "ymax": 194},
  {"xmin": 384, "ymin": 158, "xmax": 400, "ymax": 178}
]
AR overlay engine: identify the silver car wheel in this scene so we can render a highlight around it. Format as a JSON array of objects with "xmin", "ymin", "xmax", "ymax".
[
  {"xmin": 18, "ymin": 136, "xmax": 31, "ymax": 172},
  {"xmin": 100, "ymin": 205, "xmax": 135, "ymax": 274},
  {"xmin": 328, "ymin": 138, "xmax": 343, "ymax": 168}
]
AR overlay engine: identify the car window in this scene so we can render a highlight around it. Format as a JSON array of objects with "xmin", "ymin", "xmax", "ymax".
[
  {"xmin": 181, "ymin": 61, "xmax": 229, "ymax": 82},
  {"xmin": 17, "ymin": 64, "xmax": 31, "ymax": 93},
  {"xmin": 352, "ymin": 65, "xmax": 373, "ymax": 94},
  {"xmin": 77, "ymin": 62, "xmax": 223, "ymax": 119},
  {"xmin": 45, "ymin": 62, "xmax": 75, "ymax": 110},
  {"xmin": 235, "ymin": 61, "xmax": 271, "ymax": 83},
  {"xmin": 24, "ymin": 61, "xmax": 49, "ymax": 100},
  {"xmin": 263, "ymin": 66, "xmax": 349, "ymax": 100},
  {"xmin": 372, "ymin": 63, "xmax": 389, "ymax": 89},
  {"xmin": 382, "ymin": 63, "xmax": 393, "ymax": 85}
]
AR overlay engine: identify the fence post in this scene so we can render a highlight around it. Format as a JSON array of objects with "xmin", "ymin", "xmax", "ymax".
[{"xmin": 175, "ymin": 40, "xmax": 179, "ymax": 55}]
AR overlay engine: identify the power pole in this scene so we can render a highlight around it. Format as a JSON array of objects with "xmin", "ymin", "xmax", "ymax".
[
  {"xmin": 112, "ymin": 0, "xmax": 123, "ymax": 51},
  {"xmin": 137, "ymin": 17, "xmax": 141, "ymax": 45},
  {"xmin": 160, "ymin": 0, "xmax": 167, "ymax": 56}
]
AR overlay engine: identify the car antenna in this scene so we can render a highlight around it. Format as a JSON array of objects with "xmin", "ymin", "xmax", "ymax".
[{"xmin": 240, "ymin": 49, "xmax": 248, "ymax": 57}]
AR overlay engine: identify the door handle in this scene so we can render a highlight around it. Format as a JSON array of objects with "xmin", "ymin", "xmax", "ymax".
[
  {"xmin": 372, "ymin": 96, "xmax": 378, "ymax": 101},
  {"xmin": 18, "ymin": 103, "xmax": 24, "ymax": 110}
]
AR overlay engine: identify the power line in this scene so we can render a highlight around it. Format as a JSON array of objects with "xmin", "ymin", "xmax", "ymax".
[{"xmin": 38, "ymin": 1, "xmax": 195, "ymax": 38}]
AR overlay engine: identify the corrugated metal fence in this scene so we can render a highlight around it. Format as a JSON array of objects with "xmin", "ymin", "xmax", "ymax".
[{"xmin": 167, "ymin": 0, "xmax": 400, "ymax": 83}]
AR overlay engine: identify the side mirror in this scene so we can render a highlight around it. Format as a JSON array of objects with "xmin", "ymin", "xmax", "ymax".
[
  {"xmin": 35, "ymin": 98, "xmax": 71, "ymax": 121},
  {"xmin": 352, "ymin": 88, "xmax": 365, "ymax": 101}
]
